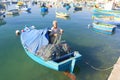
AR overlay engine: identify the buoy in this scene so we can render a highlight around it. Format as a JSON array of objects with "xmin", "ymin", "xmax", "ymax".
[{"xmin": 16, "ymin": 30, "xmax": 20, "ymax": 36}]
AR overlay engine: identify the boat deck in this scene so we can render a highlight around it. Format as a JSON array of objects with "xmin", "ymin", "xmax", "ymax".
[{"xmin": 108, "ymin": 57, "xmax": 120, "ymax": 80}]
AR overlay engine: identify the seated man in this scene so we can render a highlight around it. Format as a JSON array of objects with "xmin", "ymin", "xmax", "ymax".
[{"xmin": 49, "ymin": 20, "xmax": 63, "ymax": 44}]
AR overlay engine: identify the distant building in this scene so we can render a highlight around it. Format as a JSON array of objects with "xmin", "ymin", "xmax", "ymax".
[{"xmin": 96, "ymin": 0, "xmax": 120, "ymax": 3}]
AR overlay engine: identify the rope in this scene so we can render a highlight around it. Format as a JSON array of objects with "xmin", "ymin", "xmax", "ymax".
[{"xmin": 85, "ymin": 61, "xmax": 113, "ymax": 71}]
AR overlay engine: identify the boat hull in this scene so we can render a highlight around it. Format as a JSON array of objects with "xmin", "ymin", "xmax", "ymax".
[
  {"xmin": 6, "ymin": 9, "xmax": 19, "ymax": 15},
  {"xmin": 93, "ymin": 8, "xmax": 120, "ymax": 16},
  {"xmin": 94, "ymin": 18, "xmax": 120, "ymax": 25},
  {"xmin": 41, "ymin": 7, "xmax": 48, "ymax": 12},
  {"xmin": 24, "ymin": 47, "xmax": 81, "ymax": 72},
  {"xmin": 56, "ymin": 12, "xmax": 69, "ymax": 17},
  {"xmin": 91, "ymin": 27, "xmax": 115, "ymax": 35},
  {"xmin": 92, "ymin": 23, "xmax": 116, "ymax": 32},
  {"xmin": 20, "ymin": 27, "xmax": 81, "ymax": 73}
]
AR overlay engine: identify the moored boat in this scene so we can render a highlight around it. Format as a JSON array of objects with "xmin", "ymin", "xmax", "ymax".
[
  {"xmin": 41, "ymin": 7, "xmax": 48, "ymax": 12},
  {"xmin": 0, "ymin": 4, "xmax": 6, "ymax": 19},
  {"xmin": 92, "ymin": 14, "xmax": 120, "ymax": 25},
  {"xmin": 56, "ymin": 15, "xmax": 70, "ymax": 20},
  {"xmin": 91, "ymin": 26, "xmax": 115, "ymax": 35},
  {"xmin": 20, "ymin": 26, "xmax": 82, "ymax": 73},
  {"xmin": 6, "ymin": 9, "xmax": 19, "ymax": 15},
  {"xmin": 56, "ymin": 12, "xmax": 69, "ymax": 17},
  {"xmin": 92, "ymin": 22, "xmax": 116, "ymax": 32},
  {"xmin": 0, "ymin": 11, "xmax": 5, "ymax": 19},
  {"xmin": 93, "ymin": 8, "xmax": 120, "ymax": 16},
  {"xmin": 16, "ymin": 5, "xmax": 31, "ymax": 11},
  {"xmin": 17, "ymin": 1, "xmax": 24, "ymax": 6},
  {"xmin": 74, "ymin": 6, "xmax": 82, "ymax": 11}
]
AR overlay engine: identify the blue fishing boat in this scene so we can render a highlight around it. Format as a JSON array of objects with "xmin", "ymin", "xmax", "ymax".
[
  {"xmin": 20, "ymin": 27, "xmax": 81, "ymax": 73},
  {"xmin": 92, "ymin": 14, "xmax": 120, "ymax": 25},
  {"xmin": 91, "ymin": 27, "xmax": 115, "ymax": 35},
  {"xmin": 94, "ymin": 18, "xmax": 120, "ymax": 25},
  {"xmin": 74, "ymin": 6, "xmax": 82, "ymax": 11},
  {"xmin": 65, "ymin": 4, "xmax": 71, "ymax": 11},
  {"xmin": 92, "ymin": 22, "xmax": 116, "ymax": 32},
  {"xmin": 41, "ymin": 7, "xmax": 48, "ymax": 12},
  {"xmin": 93, "ymin": 8, "xmax": 120, "ymax": 16}
]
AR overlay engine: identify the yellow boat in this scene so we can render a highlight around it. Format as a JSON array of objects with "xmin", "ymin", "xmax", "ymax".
[
  {"xmin": 56, "ymin": 15, "xmax": 70, "ymax": 20},
  {"xmin": 17, "ymin": 1, "xmax": 24, "ymax": 6},
  {"xmin": 56, "ymin": 12, "xmax": 69, "ymax": 17}
]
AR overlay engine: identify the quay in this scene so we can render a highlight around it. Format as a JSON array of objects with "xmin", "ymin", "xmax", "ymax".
[{"xmin": 108, "ymin": 57, "xmax": 120, "ymax": 80}]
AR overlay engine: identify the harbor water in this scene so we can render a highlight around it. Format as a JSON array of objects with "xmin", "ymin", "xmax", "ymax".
[{"xmin": 0, "ymin": 5, "xmax": 120, "ymax": 80}]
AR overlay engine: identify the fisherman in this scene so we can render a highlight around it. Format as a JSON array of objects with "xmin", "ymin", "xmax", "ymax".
[{"xmin": 49, "ymin": 20, "xmax": 63, "ymax": 44}]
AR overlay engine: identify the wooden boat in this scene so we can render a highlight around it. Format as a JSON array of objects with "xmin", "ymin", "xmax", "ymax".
[
  {"xmin": 56, "ymin": 15, "xmax": 70, "ymax": 20},
  {"xmin": 92, "ymin": 15, "xmax": 120, "ymax": 25},
  {"xmin": 20, "ymin": 7, "xmax": 31, "ymax": 11},
  {"xmin": 74, "ymin": 6, "xmax": 82, "ymax": 11},
  {"xmin": 0, "ymin": 4, "xmax": 6, "ymax": 19},
  {"xmin": 16, "ymin": 5, "xmax": 31, "ymax": 11},
  {"xmin": 92, "ymin": 22, "xmax": 116, "ymax": 32},
  {"xmin": 93, "ymin": 18, "xmax": 120, "ymax": 25},
  {"xmin": 17, "ymin": 1, "xmax": 24, "ymax": 6},
  {"xmin": 41, "ymin": 7, "xmax": 48, "ymax": 12},
  {"xmin": 91, "ymin": 27, "xmax": 115, "ymax": 35},
  {"xmin": 20, "ymin": 27, "xmax": 82, "ymax": 73},
  {"xmin": 56, "ymin": 12, "xmax": 69, "ymax": 17},
  {"xmin": 65, "ymin": 4, "xmax": 71, "ymax": 10},
  {"xmin": 6, "ymin": 9, "xmax": 19, "ymax": 15},
  {"xmin": 0, "ymin": 11, "xmax": 5, "ymax": 19},
  {"xmin": 93, "ymin": 8, "xmax": 120, "ymax": 16}
]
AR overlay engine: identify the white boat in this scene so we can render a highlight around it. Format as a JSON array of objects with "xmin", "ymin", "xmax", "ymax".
[
  {"xmin": 6, "ymin": 9, "xmax": 19, "ymax": 15},
  {"xmin": 16, "ymin": 5, "xmax": 31, "ymax": 11},
  {"xmin": 56, "ymin": 12, "xmax": 69, "ymax": 17}
]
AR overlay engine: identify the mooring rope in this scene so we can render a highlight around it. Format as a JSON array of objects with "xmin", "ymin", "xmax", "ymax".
[{"xmin": 85, "ymin": 61, "xmax": 113, "ymax": 71}]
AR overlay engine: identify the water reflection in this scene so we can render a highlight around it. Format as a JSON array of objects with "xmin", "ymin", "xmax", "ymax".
[
  {"xmin": 0, "ymin": 19, "xmax": 6, "ymax": 26},
  {"xmin": 40, "ymin": 12, "xmax": 48, "ymax": 17},
  {"xmin": 26, "ymin": 10, "xmax": 31, "ymax": 13},
  {"xmin": 73, "ymin": 10, "xmax": 82, "ymax": 13},
  {"xmin": 6, "ymin": 13, "xmax": 20, "ymax": 17}
]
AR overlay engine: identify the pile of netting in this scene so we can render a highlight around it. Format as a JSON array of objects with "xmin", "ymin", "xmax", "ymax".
[{"xmin": 36, "ymin": 35, "xmax": 71, "ymax": 60}]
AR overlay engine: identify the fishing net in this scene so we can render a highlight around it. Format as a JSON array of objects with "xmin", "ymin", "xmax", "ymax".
[{"xmin": 36, "ymin": 35, "xmax": 71, "ymax": 60}]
